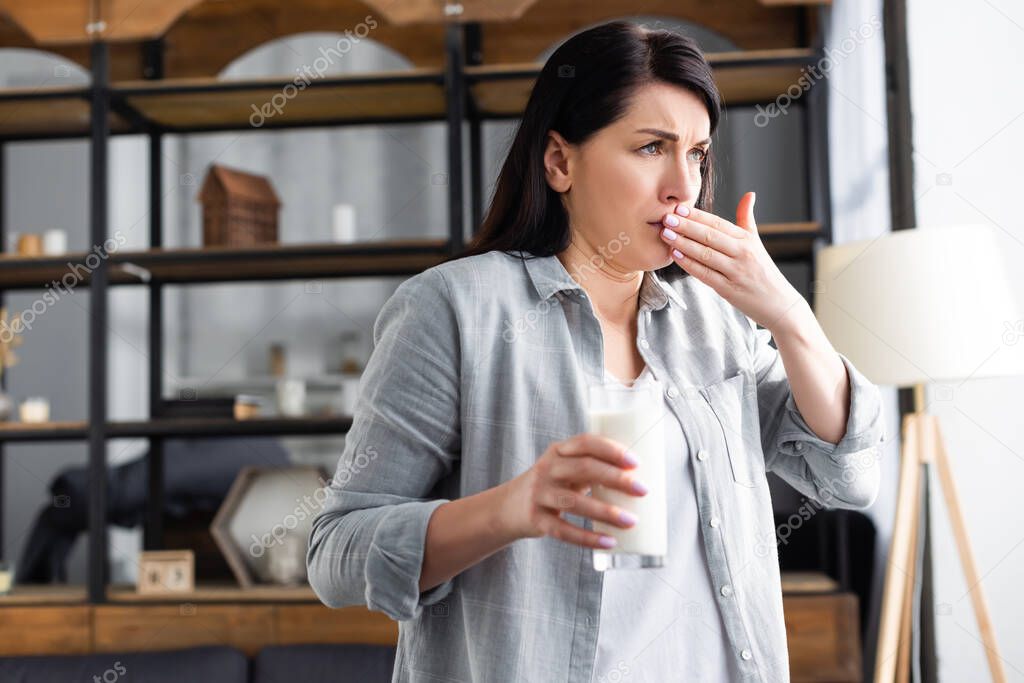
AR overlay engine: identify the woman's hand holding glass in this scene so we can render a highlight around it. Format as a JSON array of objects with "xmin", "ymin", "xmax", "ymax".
[{"xmin": 500, "ymin": 434, "xmax": 649, "ymax": 550}]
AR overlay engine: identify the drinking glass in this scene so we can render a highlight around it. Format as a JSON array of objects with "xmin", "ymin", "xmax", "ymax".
[{"xmin": 586, "ymin": 375, "xmax": 668, "ymax": 570}]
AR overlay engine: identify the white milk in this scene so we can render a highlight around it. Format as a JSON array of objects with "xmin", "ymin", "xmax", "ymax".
[{"xmin": 587, "ymin": 405, "xmax": 668, "ymax": 558}]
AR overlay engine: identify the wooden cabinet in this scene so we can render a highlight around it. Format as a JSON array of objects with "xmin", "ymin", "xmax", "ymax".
[{"xmin": 0, "ymin": 575, "xmax": 859, "ymax": 681}]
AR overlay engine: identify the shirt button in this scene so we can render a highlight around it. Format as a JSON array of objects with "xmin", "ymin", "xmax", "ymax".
[
  {"xmin": 666, "ymin": 387, "xmax": 679, "ymax": 399},
  {"xmin": 795, "ymin": 442, "xmax": 804, "ymax": 452},
  {"xmin": 720, "ymin": 585, "xmax": 733, "ymax": 597},
  {"xmin": 710, "ymin": 517, "xmax": 721, "ymax": 528},
  {"xmin": 741, "ymin": 649, "xmax": 752, "ymax": 660},
  {"xmin": 639, "ymin": 339, "xmax": 650, "ymax": 349},
  {"xmin": 697, "ymin": 449, "xmax": 708, "ymax": 461}
]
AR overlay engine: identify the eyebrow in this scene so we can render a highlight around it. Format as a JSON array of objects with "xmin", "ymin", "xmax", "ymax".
[{"xmin": 634, "ymin": 128, "xmax": 711, "ymax": 146}]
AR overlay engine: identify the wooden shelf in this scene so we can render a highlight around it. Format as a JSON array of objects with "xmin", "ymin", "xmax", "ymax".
[
  {"xmin": 0, "ymin": 573, "xmax": 839, "ymax": 612},
  {"xmin": 113, "ymin": 238, "xmax": 451, "ymax": 285},
  {"xmin": 0, "ymin": 416, "xmax": 351, "ymax": 442},
  {"xmin": 0, "ymin": 230, "xmax": 820, "ymax": 291},
  {"xmin": 0, "ymin": 595, "xmax": 396, "ymax": 658},
  {"xmin": 113, "ymin": 69, "xmax": 448, "ymax": 133},
  {"xmin": 0, "ymin": 584, "xmax": 88, "ymax": 605},
  {"xmin": 0, "ymin": 571, "xmax": 836, "ymax": 607},
  {"xmin": 0, "ymin": 420, "xmax": 89, "ymax": 442},
  {"xmin": 0, "ymin": 48, "xmax": 817, "ymax": 139},
  {"xmin": 107, "ymin": 582, "xmax": 319, "ymax": 603},
  {"xmin": 107, "ymin": 414, "xmax": 353, "ymax": 439},
  {"xmin": 0, "ymin": 238, "xmax": 450, "ymax": 290},
  {"xmin": 0, "ymin": 252, "xmax": 145, "ymax": 289},
  {"xmin": 781, "ymin": 571, "xmax": 841, "ymax": 594},
  {"xmin": 468, "ymin": 48, "xmax": 819, "ymax": 117},
  {"xmin": 760, "ymin": 220, "xmax": 825, "ymax": 260},
  {"xmin": 0, "ymin": 85, "xmax": 130, "ymax": 141},
  {"xmin": 0, "ymin": 71, "xmax": 447, "ymax": 140}
]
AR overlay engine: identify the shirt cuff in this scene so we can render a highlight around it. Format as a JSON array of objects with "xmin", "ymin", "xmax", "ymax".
[
  {"xmin": 364, "ymin": 497, "xmax": 453, "ymax": 622},
  {"xmin": 777, "ymin": 352, "xmax": 885, "ymax": 457}
]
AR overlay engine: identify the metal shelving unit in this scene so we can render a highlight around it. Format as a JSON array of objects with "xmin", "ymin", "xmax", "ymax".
[{"xmin": 0, "ymin": 14, "xmax": 834, "ymax": 604}]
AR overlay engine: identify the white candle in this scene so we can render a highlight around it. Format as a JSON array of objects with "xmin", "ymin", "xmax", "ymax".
[
  {"xmin": 332, "ymin": 204, "xmax": 356, "ymax": 243},
  {"xmin": 19, "ymin": 398, "xmax": 50, "ymax": 423},
  {"xmin": 43, "ymin": 229, "xmax": 68, "ymax": 255}
]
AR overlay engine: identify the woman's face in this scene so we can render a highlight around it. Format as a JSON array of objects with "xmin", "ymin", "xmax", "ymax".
[{"xmin": 545, "ymin": 82, "xmax": 712, "ymax": 273}]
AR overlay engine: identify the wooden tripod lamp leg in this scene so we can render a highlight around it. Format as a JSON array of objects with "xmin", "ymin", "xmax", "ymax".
[
  {"xmin": 896, "ymin": 452, "xmax": 923, "ymax": 683},
  {"xmin": 875, "ymin": 413, "xmax": 923, "ymax": 682},
  {"xmin": 931, "ymin": 418, "xmax": 1007, "ymax": 683}
]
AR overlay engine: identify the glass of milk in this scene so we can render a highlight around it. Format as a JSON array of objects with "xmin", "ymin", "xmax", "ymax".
[{"xmin": 587, "ymin": 375, "xmax": 668, "ymax": 571}]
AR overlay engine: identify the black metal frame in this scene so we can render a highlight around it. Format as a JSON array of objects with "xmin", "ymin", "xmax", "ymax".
[
  {"xmin": 88, "ymin": 40, "xmax": 111, "ymax": 603},
  {"xmin": 0, "ymin": 14, "xmax": 835, "ymax": 604}
]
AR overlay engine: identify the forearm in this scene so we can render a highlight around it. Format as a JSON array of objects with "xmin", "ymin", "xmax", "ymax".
[
  {"xmin": 418, "ymin": 481, "xmax": 521, "ymax": 593},
  {"xmin": 769, "ymin": 300, "xmax": 851, "ymax": 445}
]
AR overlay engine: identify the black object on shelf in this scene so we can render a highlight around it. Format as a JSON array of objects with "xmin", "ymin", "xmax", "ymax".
[{"xmin": 15, "ymin": 436, "xmax": 290, "ymax": 585}]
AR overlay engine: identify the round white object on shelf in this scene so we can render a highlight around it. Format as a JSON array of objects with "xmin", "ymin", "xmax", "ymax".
[
  {"xmin": 19, "ymin": 397, "xmax": 50, "ymax": 423},
  {"xmin": 43, "ymin": 229, "xmax": 68, "ymax": 255}
]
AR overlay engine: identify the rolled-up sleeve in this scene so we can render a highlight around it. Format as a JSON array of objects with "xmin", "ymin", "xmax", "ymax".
[
  {"xmin": 307, "ymin": 268, "xmax": 461, "ymax": 621},
  {"xmin": 747, "ymin": 319, "xmax": 885, "ymax": 510}
]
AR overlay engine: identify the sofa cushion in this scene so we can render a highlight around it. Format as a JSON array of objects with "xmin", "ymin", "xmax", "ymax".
[
  {"xmin": 0, "ymin": 645, "xmax": 248, "ymax": 682},
  {"xmin": 254, "ymin": 644, "xmax": 396, "ymax": 683}
]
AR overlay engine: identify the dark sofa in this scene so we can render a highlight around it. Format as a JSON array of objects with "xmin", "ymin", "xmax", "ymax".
[{"xmin": 0, "ymin": 643, "xmax": 397, "ymax": 682}]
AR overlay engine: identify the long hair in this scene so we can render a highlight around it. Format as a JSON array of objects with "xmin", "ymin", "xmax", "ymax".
[{"xmin": 451, "ymin": 20, "xmax": 723, "ymax": 284}]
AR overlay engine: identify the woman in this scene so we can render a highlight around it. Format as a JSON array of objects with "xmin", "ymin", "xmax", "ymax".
[{"xmin": 308, "ymin": 20, "xmax": 884, "ymax": 683}]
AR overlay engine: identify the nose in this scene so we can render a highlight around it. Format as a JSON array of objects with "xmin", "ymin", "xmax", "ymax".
[{"xmin": 662, "ymin": 158, "xmax": 701, "ymax": 207}]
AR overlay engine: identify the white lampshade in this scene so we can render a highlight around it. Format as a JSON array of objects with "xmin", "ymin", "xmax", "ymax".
[{"xmin": 814, "ymin": 224, "xmax": 1024, "ymax": 387}]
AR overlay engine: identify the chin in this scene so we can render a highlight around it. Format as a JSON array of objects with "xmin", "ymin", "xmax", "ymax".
[
  {"xmin": 619, "ymin": 234, "xmax": 674, "ymax": 272},
  {"xmin": 647, "ymin": 249, "xmax": 676, "ymax": 272},
  {"xmin": 624, "ymin": 245, "xmax": 670, "ymax": 273}
]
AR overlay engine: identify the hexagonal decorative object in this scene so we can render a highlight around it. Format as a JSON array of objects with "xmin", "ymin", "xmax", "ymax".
[{"xmin": 210, "ymin": 465, "xmax": 328, "ymax": 588}]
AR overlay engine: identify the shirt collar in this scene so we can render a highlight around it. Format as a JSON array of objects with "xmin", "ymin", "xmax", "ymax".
[{"xmin": 519, "ymin": 251, "xmax": 687, "ymax": 312}]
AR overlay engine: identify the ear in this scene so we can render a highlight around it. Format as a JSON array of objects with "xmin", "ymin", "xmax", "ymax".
[{"xmin": 543, "ymin": 130, "xmax": 573, "ymax": 193}]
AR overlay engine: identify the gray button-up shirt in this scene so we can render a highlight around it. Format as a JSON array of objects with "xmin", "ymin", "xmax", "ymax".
[{"xmin": 307, "ymin": 250, "xmax": 885, "ymax": 683}]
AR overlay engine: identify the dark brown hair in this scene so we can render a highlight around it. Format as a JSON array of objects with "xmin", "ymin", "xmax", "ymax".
[{"xmin": 451, "ymin": 20, "xmax": 723, "ymax": 284}]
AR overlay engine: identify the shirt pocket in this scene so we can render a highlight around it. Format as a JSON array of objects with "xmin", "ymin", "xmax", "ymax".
[{"xmin": 698, "ymin": 369, "xmax": 765, "ymax": 488}]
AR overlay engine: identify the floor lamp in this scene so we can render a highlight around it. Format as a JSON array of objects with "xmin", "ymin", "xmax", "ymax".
[{"xmin": 813, "ymin": 224, "xmax": 1024, "ymax": 683}]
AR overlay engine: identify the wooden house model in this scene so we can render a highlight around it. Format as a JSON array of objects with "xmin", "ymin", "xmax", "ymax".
[{"xmin": 198, "ymin": 164, "xmax": 281, "ymax": 247}]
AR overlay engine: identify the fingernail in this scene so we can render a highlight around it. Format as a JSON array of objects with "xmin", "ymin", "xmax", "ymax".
[
  {"xmin": 598, "ymin": 535, "xmax": 617, "ymax": 548},
  {"xmin": 661, "ymin": 227, "xmax": 678, "ymax": 241},
  {"xmin": 664, "ymin": 214, "xmax": 680, "ymax": 227},
  {"xmin": 631, "ymin": 478, "xmax": 649, "ymax": 495},
  {"xmin": 672, "ymin": 249, "xmax": 684, "ymax": 260},
  {"xmin": 623, "ymin": 451, "xmax": 640, "ymax": 467},
  {"xmin": 619, "ymin": 510, "xmax": 638, "ymax": 526},
  {"xmin": 676, "ymin": 204, "xmax": 690, "ymax": 216}
]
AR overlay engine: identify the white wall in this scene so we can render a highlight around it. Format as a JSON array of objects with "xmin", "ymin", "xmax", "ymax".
[{"xmin": 906, "ymin": 1, "xmax": 1024, "ymax": 680}]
